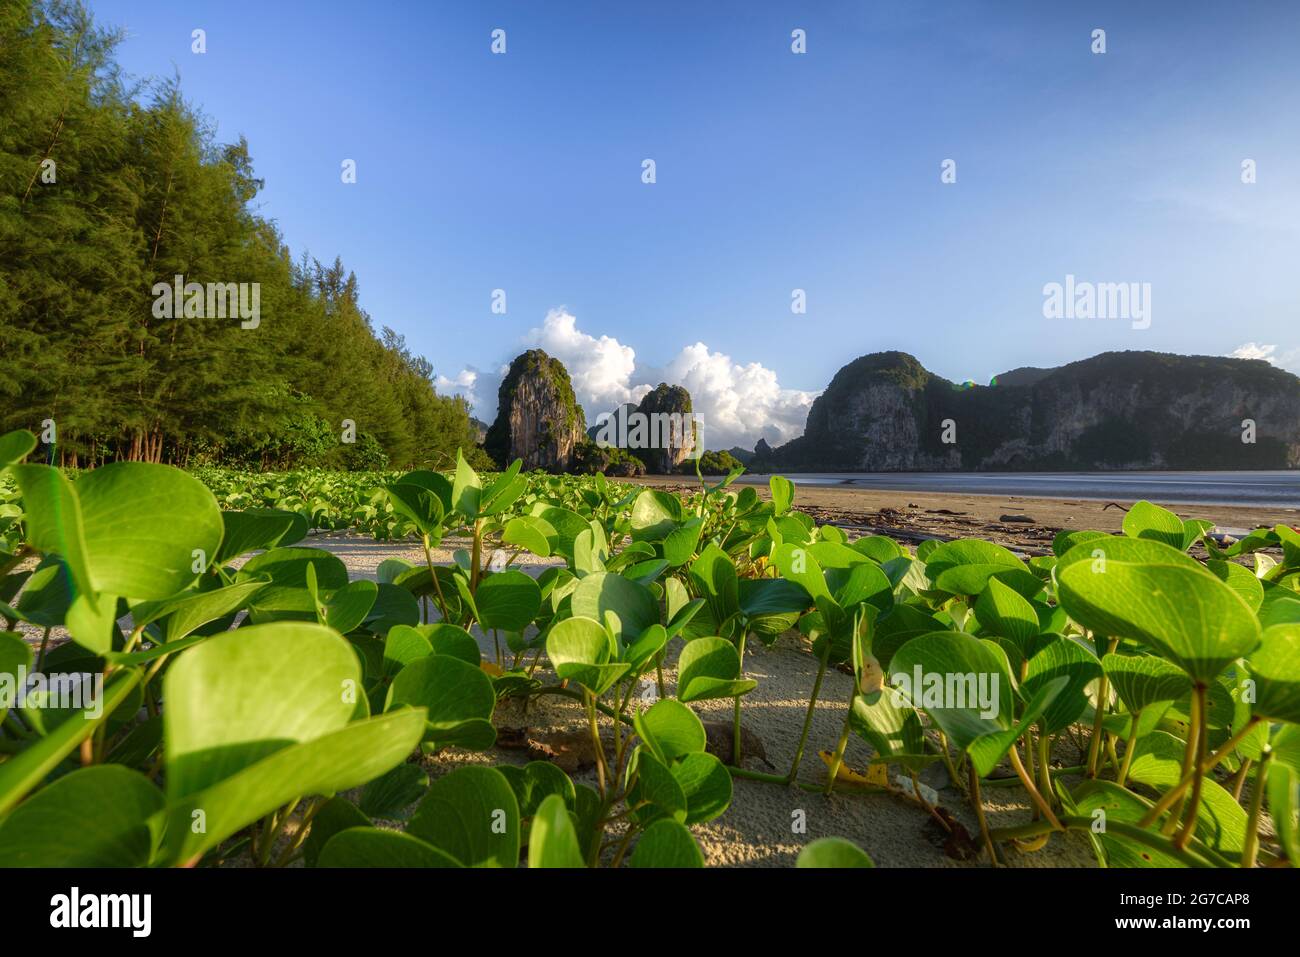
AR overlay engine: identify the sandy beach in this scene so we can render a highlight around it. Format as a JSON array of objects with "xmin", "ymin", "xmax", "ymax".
[
  {"xmin": 629, "ymin": 475, "xmax": 1299, "ymax": 554},
  {"xmin": 252, "ymin": 532, "xmax": 1097, "ymax": 868}
]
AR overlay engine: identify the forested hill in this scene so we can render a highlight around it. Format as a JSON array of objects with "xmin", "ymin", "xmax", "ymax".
[{"xmin": 0, "ymin": 0, "xmax": 484, "ymax": 471}]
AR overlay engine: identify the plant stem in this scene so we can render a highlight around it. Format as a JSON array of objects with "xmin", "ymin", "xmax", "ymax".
[
  {"xmin": 36, "ymin": 627, "xmax": 51, "ymax": 672},
  {"xmin": 1241, "ymin": 750, "xmax": 1271, "ymax": 868},
  {"xmin": 968, "ymin": 763, "xmax": 999, "ymax": 865},
  {"xmin": 1085, "ymin": 637, "xmax": 1119, "ymax": 777},
  {"xmin": 786, "ymin": 644, "xmax": 829, "ymax": 784},
  {"xmin": 421, "ymin": 535, "xmax": 450, "ymax": 620},
  {"xmin": 823, "ymin": 689, "xmax": 856, "ymax": 796},
  {"xmin": 609, "ymin": 825, "xmax": 638, "ymax": 868},
  {"xmin": 1116, "ymin": 709, "xmax": 1141, "ymax": 788},
  {"xmin": 1137, "ymin": 717, "xmax": 1261, "ymax": 828},
  {"xmin": 1007, "ymin": 745, "xmax": 1064, "ymax": 830},
  {"xmin": 585, "ymin": 689, "xmax": 607, "ymax": 799},
  {"xmin": 732, "ymin": 631, "xmax": 748, "ymax": 766},
  {"xmin": 1173, "ymin": 684, "xmax": 1208, "ymax": 850},
  {"xmin": 470, "ymin": 519, "xmax": 483, "ymax": 593},
  {"xmin": 1231, "ymin": 758, "xmax": 1253, "ymax": 802},
  {"xmin": 1037, "ymin": 726, "xmax": 1055, "ymax": 808},
  {"xmin": 526, "ymin": 644, "xmax": 545, "ymax": 678}
]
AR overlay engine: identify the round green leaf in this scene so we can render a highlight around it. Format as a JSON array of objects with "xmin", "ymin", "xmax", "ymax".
[
  {"xmin": 628, "ymin": 818, "xmax": 704, "ymax": 868},
  {"xmin": 676, "ymin": 637, "xmax": 756, "ymax": 702},
  {"xmin": 796, "ymin": 836, "xmax": 874, "ymax": 868},
  {"xmin": 1058, "ymin": 555, "xmax": 1261, "ymax": 683},
  {"xmin": 475, "ymin": 569, "xmax": 542, "ymax": 632},
  {"xmin": 527, "ymin": 793, "xmax": 586, "ymax": 868},
  {"xmin": 1249, "ymin": 624, "xmax": 1300, "ymax": 724},
  {"xmin": 408, "ymin": 766, "xmax": 519, "ymax": 867},
  {"xmin": 319, "ymin": 827, "xmax": 460, "ymax": 867},
  {"xmin": 0, "ymin": 766, "xmax": 163, "ymax": 867}
]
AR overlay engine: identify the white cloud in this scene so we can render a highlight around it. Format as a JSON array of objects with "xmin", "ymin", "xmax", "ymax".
[
  {"xmin": 1228, "ymin": 342, "xmax": 1300, "ymax": 373},
  {"xmin": 436, "ymin": 309, "xmax": 816, "ymax": 451},
  {"xmin": 526, "ymin": 309, "xmax": 648, "ymax": 415},
  {"xmin": 652, "ymin": 342, "xmax": 817, "ymax": 451},
  {"xmin": 435, "ymin": 364, "xmax": 503, "ymax": 421}
]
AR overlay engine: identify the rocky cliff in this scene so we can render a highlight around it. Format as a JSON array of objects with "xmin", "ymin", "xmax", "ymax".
[
  {"xmin": 754, "ymin": 351, "xmax": 1300, "ymax": 471},
  {"xmin": 633, "ymin": 383, "xmax": 695, "ymax": 473},
  {"xmin": 484, "ymin": 350, "xmax": 585, "ymax": 471}
]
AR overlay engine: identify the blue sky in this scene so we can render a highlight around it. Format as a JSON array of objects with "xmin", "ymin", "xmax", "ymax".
[{"xmin": 89, "ymin": 0, "xmax": 1300, "ymax": 448}]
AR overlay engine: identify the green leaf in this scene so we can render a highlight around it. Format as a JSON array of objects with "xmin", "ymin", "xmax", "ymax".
[
  {"xmin": 10, "ymin": 465, "xmax": 92, "ymax": 607},
  {"xmin": 633, "ymin": 698, "xmax": 705, "ymax": 764},
  {"xmin": 13, "ymin": 558, "xmax": 73, "ymax": 627},
  {"xmin": 1023, "ymin": 637, "xmax": 1103, "ymax": 734},
  {"xmin": 302, "ymin": 796, "xmax": 370, "ymax": 868},
  {"xmin": 527, "ymin": 793, "xmax": 586, "ymax": 867},
  {"xmin": 925, "ymin": 539, "xmax": 1039, "ymax": 598},
  {"xmin": 1103, "ymin": 653, "xmax": 1190, "ymax": 712},
  {"xmin": 0, "ymin": 668, "xmax": 141, "ymax": 817},
  {"xmin": 850, "ymin": 689, "xmax": 931, "ymax": 772},
  {"xmin": 0, "ymin": 429, "xmax": 36, "ymax": 468},
  {"xmin": 796, "ymin": 836, "xmax": 874, "ymax": 868},
  {"xmin": 1249, "ymin": 624, "xmax": 1300, "ymax": 724},
  {"xmin": 1058, "ymin": 551, "xmax": 1261, "ymax": 683},
  {"xmin": 216, "ymin": 509, "xmax": 299, "ymax": 563},
  {"xmin": 0, "ymin": 765, "xmax": 163, "ymax": 867},
  {"xmin": 75, "ymin": 463, "xmax": 224, "ymax": 599},
  {"xmin": 628, "ymin": 748, "xmax": 688, "ymax": 823},
  {"xmin": 974, "ymin": 576, "xmax": 1040, "ymax": 648},
  {"xmin": 383, "ymin": 624, "xmax": 432, "ymax": 675},
  {"xmin": 323, "ymin": 579, "xmax": 378, "ymax": 634},
  {"xmin": 1122, "ymin": 501, "xmax": 1188, "ymax": 550},
  {"xmin": 425, "ymin": 623, "xmax": 481, "ymax": 666},
  {"xmin": 663, "ymin": 518, "xmax": 704, "ymax": 567},
  {"xmin": 238, "ymin": 546, "xmax": 348, "ymax": 590},
  {"xmin": 359, "ymin": 763, "xmax": 428, "ymax": 818},
  {"xmin": 385, "ymin": 654, "xmax": 497, "ymax": 751},
  {"xmin": 164, "ymin": 622, "xmax": 363, "ymax": 797},
  {"xmin": 771, "ymin": 542, "xmax": 829, "ymax": 603},
  {"xmin": 159, "ymin": 709, "xmax": 426, "ymax": 865},
  {"xmin": 630, "ymin": 489, "xmax": 682, "ymax": 543},
  {"xmin": 889, "ymin": 632, "xmax": 1062, "ymax": 776},
  {"xmin": 546, "ymin": 616, "xmax": 628, "ymax": 695},
  {"xmin": 319, "ymin": 827, "xmax": 461, "ymax": 867},
  {"xmin": 628, "ymin": 818, "xmax": 704, "ymax": 867},
  {"xmin": 408, "ymin": 766, "xmax": 519, "ymax": 867},
  {"xmin": 769, "ymin": 475, "xmax": 795, "ymax": 516},
  {"xmin": 676, "ymin": 637, "xmax": 756, "ymax": 702},
  {"xmin": 1207, "ymin": 560, "xmax": 1265, "ymax": 612},
  {"xmin": 497, "ymin": 761, "xmax": 576, "ymax": 818},
  {"xmin": 690, "ymin": 542, "xmax": 740, "ymax": 622},
  {"xmin": 136, "ymin": 579, "xmax": 269, "ymax": 643},
  {"xmin": 503, "ymin": 515, "xmax": 555, "ymax": 557},
  {"xmin": 669, "ymin": 751, "xmax": 733, "ymax": 824},
  {"xmin": 451, "ymin": 449, "xmax": 482, "ymax": 518},
  {"xmin": 475, "ymin": 569, "xmax": 542, "ymax": 632}
]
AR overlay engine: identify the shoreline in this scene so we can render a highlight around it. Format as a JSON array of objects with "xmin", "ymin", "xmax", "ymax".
[{"xmin": 629, "ymin": 474, "xmax": 1299, "ymax": 554}]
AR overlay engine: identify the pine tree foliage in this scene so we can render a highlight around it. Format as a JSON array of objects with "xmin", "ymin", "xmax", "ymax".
[{"xmin": 0, "ymin": 0, "xmax": 482, "ymax": 470}]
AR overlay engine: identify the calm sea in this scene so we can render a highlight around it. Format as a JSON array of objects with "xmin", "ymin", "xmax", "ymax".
[{"xmin": 734, "ymin": 471, "xmax": 1300, "ymax": 508}]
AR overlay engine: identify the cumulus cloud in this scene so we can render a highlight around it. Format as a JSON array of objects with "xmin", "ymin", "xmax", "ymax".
[
  {"xmin": 1227, "ymin": 342, "xmax": 1300, "ymax": 373},
  {"xmin": 651, "ymin": 343, "xmax": 816, "ymax": 451},
  {"xmin": 526, "ymin": 309, "xmax": 649, "ymax": 414},
  {"xmin": 436, "ymin": 309, "xmax": 816, "ymax": 451},
  {"xmin": 435, "ymin": 364, "xmax": 503, "ymax": 420}
]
